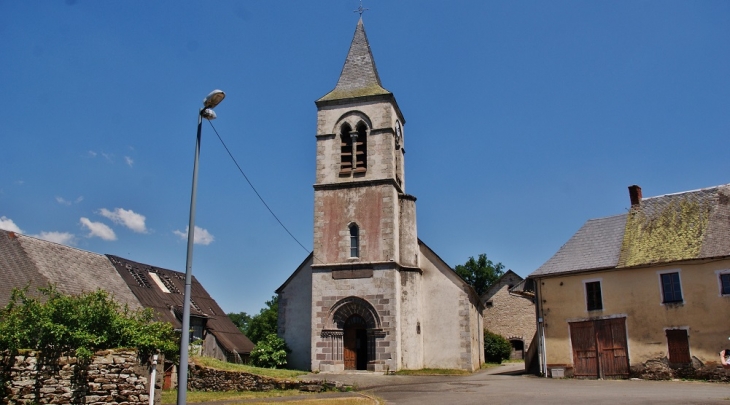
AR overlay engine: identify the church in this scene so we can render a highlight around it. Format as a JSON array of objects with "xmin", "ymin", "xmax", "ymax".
[{"xmin": 276, "ymin": 18, "xmax": 484, "ymax": 372}]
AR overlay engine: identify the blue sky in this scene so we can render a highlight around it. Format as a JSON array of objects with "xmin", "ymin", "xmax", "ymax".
[{"xmin": 1, "ymin": 1, "xmax": 728, "ymax": 315}]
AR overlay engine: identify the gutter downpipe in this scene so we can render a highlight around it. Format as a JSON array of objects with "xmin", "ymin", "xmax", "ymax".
[{"xmin": 536, "ymin": 277, "xmax": 547, "ymax": 377}]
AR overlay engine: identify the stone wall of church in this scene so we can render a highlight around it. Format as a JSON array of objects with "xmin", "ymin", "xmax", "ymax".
[
  {"xmin": 315, "ymin": 101, "xmax": 399, "ymax": 186},
  {"xmin": 398, "ymin": 270, "xmax": 424, "ymax": 369},
  {"xmin": 278, "ymin": 258, "xmax": 313, "ymax": 371},
  {"xmin": 310, "ymin": 265, "xmax": 398, "ymax": 372},
  {"xmin": 313, "ymin": 185, "xmax": 398, "ymax": 264},
  {"xmin": 398, "ymin": 196, "xmax": 418, "ymax": 267},
  {"xmin": 420, "ymin": 244, "xmax": 483, "ymax": 371}
]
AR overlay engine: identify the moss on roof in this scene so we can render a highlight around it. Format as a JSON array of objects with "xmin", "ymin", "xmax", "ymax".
[{"xmin": 618, "ymin": 197, "xmax": 712, "ymax": 267}]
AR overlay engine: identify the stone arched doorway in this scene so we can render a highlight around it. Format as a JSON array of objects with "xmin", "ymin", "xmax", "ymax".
[{"xmin": 320, "ymin": 296, "xmax": 385, "ymax": 371}]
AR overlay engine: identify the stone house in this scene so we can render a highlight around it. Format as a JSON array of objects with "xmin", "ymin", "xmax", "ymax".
[
  {"xmin": 0, "ymin": 228, "xmax": 253, "ymax": 364},
  {"xmin": 481, "ymin": 270, "xmax": 536, "ymax": 360},
  {"xmin": 526, "ymin": 184, "xmax": 730, "ymax": 379},
  {"xmin": 276, "ymin": 18, "xmax": 484, "ymax": 373}
]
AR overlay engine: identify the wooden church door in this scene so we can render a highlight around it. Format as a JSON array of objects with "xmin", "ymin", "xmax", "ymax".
[{"xmin": 343, "ymin": 315, "xmax": 367, "ymax": 370}]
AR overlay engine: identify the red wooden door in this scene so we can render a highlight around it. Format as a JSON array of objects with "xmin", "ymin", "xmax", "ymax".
[
  {"xmin": 666, "ymin": 329, "xmax": 691, "ymax": 364},
  {"xmin": 344, "ymin": 327, "xmax": 357, "ymax": 370},
  {"xmin": 596, "ymin": 318, "xmax": 629, "ymax": 378},
  {"xmin": 570, "ymin": 321, "xmax": 598, "ymax": 377}
]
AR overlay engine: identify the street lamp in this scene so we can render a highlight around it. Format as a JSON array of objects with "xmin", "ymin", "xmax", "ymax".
[{"xmin": 178, "ymin": 89, "xmax": 225, "ymax": 405}]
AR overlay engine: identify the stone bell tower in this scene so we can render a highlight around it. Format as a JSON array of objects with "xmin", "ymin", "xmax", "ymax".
[{"xmin": 309, "ymin": 17, "xmax": 422, "ymax": 372}]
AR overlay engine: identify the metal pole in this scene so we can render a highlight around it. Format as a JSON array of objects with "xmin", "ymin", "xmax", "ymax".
[{"xmin": 177, "ymin": 109, "xmax": 203, "ymax": 405}]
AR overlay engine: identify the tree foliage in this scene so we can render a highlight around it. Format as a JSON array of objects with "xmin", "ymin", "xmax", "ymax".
[
  {"xmin": 0, "ymin": 285, "xmax": 179, "ymax": 361},
  {"xmin": 484, "ymin": 329, "xmax": 512, "ymax": 363},
  {"xmin": 249, "ymin": 333, "xmax": 289, "ymax": 368},
  {"xmin": 455, "ymin": 253, "xmax": 505, "ymax": 296},
  {"xmin": 227, "ymin": 311, "xmax": 252, "ymax": 335},
  {"xmin": 238, "ymin": 296, "xmax": 279, "ymax": 345}
]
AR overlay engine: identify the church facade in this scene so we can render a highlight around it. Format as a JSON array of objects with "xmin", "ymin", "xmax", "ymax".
[{"xmin": 277, "ymin": 18, "xmax": 484, "ymax": 372}]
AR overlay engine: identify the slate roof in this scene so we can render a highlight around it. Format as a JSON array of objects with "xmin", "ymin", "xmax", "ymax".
[
  {"xmin": 0, "ymin": 229, "xmax": 141, "ymax": 309},
  {"xmin": 530, "ymin": 183, "xmax": 730, "ymax": 278},
  {"xmin": 0, "ymin": 228, "xmax": 253, "ymax": 356},
  {"xmin": 317, "ymin": 18, "xmax": 391, "ymax": 102},
  {"xmin": 107, "ymin": 255, "xmax": 254, "ymax": 356}
]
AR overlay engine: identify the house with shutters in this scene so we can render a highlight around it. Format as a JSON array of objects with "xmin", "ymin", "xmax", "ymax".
[
  {"xmin": 525, "ymin": 184, "xmax": 730, "ymax": 379},
  {"xmin": 276, "ymin": 18, "xmax": 484, "ymax": 373}
]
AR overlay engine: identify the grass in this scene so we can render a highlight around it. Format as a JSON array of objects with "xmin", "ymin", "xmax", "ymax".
[
  {"xmin": 190, "ymin": 355, "xmax": 308, "ymax": 379},
  {"xmin": 394, "ymin": 368, "xmax": 471, "ymax": 376}
]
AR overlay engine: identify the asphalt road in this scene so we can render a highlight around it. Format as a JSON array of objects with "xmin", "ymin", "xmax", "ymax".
[{"xmin": 303, "ymin": 364, "xmax": 730, "ymax": 405}]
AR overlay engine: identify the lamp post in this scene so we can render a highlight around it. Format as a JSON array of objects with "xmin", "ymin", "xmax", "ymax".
[{"xmin": 178, "ymin": 89, "xmax": 225, "ymax": 405}]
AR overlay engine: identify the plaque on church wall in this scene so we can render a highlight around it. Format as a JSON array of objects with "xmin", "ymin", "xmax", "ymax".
[{"xmin": 332, "ymin": 269, "xmax": 373, "ymax": 279}]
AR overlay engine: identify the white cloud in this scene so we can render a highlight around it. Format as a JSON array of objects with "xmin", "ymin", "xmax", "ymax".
[
  {"xmin": 33, "ymin": 231, "xmax": 76, "ymax": 246},
  {"xmin": 124, "ymin": 156, "xmax": 134, "ymax": 167},
  {"xmin": 99, "ymin": 208, "xmax": 147, "ymax": 233},
  {"xmin": 173, "ymin": 226, "xmax": 215, "ymax": 245},
  {"xmin": 80, "ymin": 217, "xmax": 116, "ymax": 241},
  {"xmin": 56, "ymin": 196, "xmax": 84, "ymax": 206},
  {"xmin": 0, "ymin": 216, "xmax": 23, "ymax": 233},
  {"xmin": 101, "ymin": 152, "xmax": 113, "ymax": 162},
  {"xmin": 88, "ymin": 150, "xmax": 97, "ymax": 157}
]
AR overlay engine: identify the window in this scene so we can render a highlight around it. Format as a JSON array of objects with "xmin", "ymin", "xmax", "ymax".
[
  {"xmin": 661, "ymin": 272, "xmax": 683, "ymax": 303},
  {"xmin": 585, "ymin": 281, "xmax": 603, "ymax": 311},
  {"xmin": 339, "ymin": 123, "xmax": 353, "ymax": 174},
  {"xmin": 666, "ymin": 329, "xmax": 691, "ymax": 363},
  {"xmin": 349, "ymin": 224, "xmax": 359, "ymax": 258},
  {"xmin": 190, "ymin": 317, "xmax": 205, "ymax": 342},
  {"xmin": 485, "ymin": 301, "xmax": 493, "ymax": 308},
  {"xmin": 721, "ymin": 274, "xmax": 730, "ymax": 295},
  {"xmin": 339, "ymin": 122, "xmax": 368, "ymax": 175}
]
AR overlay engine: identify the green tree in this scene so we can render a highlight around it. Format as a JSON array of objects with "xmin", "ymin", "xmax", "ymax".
[
  {"xmin": 455, "ymin": 253, "xmax": 505, "ymax": 296},
  {"xmin": 227, "ymin": 311, "xmax": 252, "ymax": 334},
  {"xmin": 249, "ymin": 333, "xmax": 289, "ymax": 368},
  {"xmin": 484, "ymin": 329, "xmax": 512, "ymax": 363},
  {"xmin": 0, "ymin": 285, "xmax": 179, "ymax": 361},
  {"xmin": 246, "ymin": 296, "xmax": 279, "ymax": 344}
]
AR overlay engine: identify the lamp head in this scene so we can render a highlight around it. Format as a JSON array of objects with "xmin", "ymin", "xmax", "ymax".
[
  {"xmin": 200, "ymin": 108, "xmax": 217, "ymax": 120},
  {"xmin": 203, "ymin": 89, "xmax": 225, "ymax": 109}
]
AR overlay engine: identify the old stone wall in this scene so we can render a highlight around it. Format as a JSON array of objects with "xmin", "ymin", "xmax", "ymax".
[
  {"xmin": 483, "ymin": 279, "xmax": 536, "ymax": 354},
  {"xmin": 187, "ymin": 364, "xmax": 351, "ymax": 392},
  {"xmin": 629, "ymin": 357, "xmax": 730, "ymax": 381},
  {"xmin": 0, "ymin": 350, "xmax": 160, "ymax": 405}
]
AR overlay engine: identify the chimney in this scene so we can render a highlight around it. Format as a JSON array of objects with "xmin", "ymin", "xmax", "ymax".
[
  {"xmin": 7, "ymin": 231, "xmax": 17, "ymax": 239},
  {"xmin": 628, "ymin": 185, "xmax": 642, "ymax": 207}
]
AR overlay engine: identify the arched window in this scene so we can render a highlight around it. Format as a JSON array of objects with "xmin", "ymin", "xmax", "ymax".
[
  {"xmin": 349, "ymin": 224, "xmax": 359, "ymax": 258},
  {"xmin": 354, "ymin": 122, "xmax": 367, "ymax": 172},
  {"xmin": 339, "ymin": 121, "xmax": 368, "ymax": 175},
  {"xmin": 339, "ymin": 123, "xmax": 353, "ymax": 174}
]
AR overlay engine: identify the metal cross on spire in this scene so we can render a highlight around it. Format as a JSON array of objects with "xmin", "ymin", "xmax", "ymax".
[{"xmin": 354, "ymin": 0, "xmax": 368, "ymax": 17}]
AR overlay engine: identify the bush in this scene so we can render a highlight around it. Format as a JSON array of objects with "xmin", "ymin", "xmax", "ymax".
[
  {"xmin": 484, "ymin": 329, "xmax": 511, "ymax": 363},
  {"xmin": 250, "ymin": 333, "xmax": 289, "ymax": 368},
  {"xmin": 0, "ymin": 285, "xmax": 179, "ymax": 361}
]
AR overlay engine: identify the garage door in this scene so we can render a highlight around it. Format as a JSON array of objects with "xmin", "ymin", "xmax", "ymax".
[{"xmin": 570, "ymin": 317, "xmax": 629, "ymax": 378}]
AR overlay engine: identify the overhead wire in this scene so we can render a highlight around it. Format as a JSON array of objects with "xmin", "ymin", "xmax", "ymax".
[{"xmin": 206, "ymin": 119, "xmax": 322, "ymax": 264}]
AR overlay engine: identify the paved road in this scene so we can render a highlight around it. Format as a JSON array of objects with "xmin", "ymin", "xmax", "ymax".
[{"xmin": 303, "ymin": 364, "xmax": 730, "ymax": 405}]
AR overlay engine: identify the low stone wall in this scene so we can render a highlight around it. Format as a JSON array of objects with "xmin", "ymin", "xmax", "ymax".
[
  {"xmin": 0, "ymin": 350, "xmax": 160, "ymax": 405},
  {"xmin": 187, "ymin": 364, "xmax": 350, "ymax": 393},
  {"xmin": 630, "ymin": 357, "xmax": 730, "ymax": 382}
]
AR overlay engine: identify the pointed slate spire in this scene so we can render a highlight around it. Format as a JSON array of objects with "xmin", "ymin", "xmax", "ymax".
[{"xmin": 318, "ymin": 18, "xmax": 391, "ymax": 102}]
